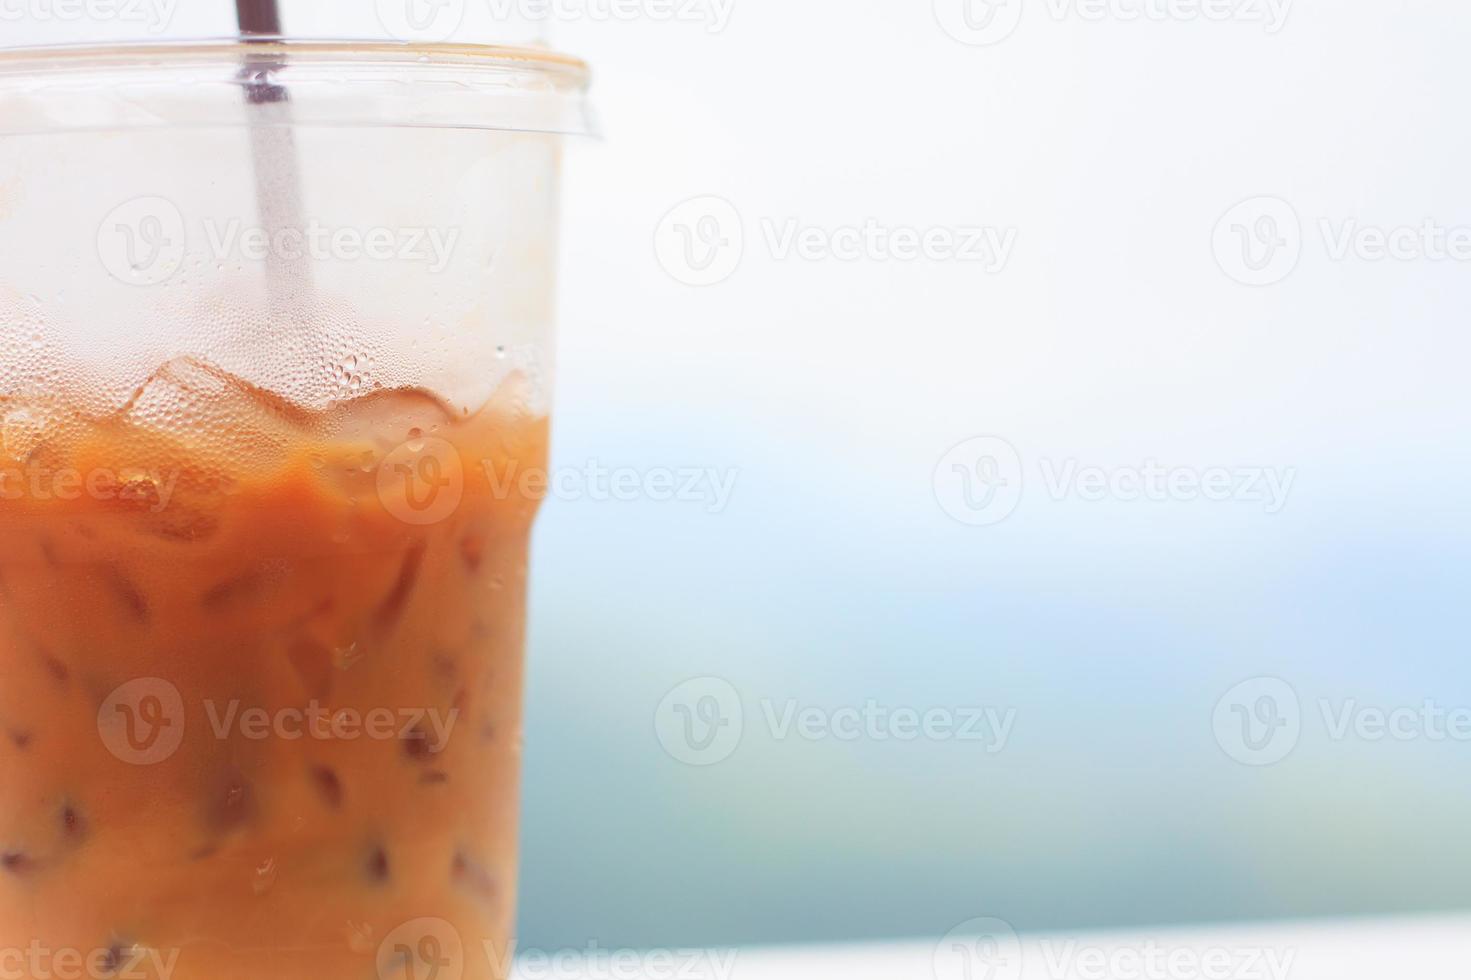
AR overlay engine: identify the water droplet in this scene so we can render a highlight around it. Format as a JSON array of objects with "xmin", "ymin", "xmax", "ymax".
[
  {"xmin": 346, "ymin": 921, "xmax": 375, "ymax": 954},
  {"xmin": 252, "ymin": 857, "xmax": 278, "ymax": 896},
  {"xmin": 333, "ymin": 643, "xmax": 363, "ymax": 671}
]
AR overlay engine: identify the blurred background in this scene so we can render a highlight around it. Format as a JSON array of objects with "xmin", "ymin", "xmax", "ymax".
[
  {"xmin": 530, "ymin": 0, "xmax": 1471, "ymax": 950},
  {"xmin": 7, "ymin": 0, "xmax": 1471, "ymax": 955}
]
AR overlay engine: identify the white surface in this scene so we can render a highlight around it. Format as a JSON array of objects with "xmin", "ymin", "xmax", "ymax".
[{"xmin": 514, "ymin": 915, "xmax": 1471, "ymax": 979}]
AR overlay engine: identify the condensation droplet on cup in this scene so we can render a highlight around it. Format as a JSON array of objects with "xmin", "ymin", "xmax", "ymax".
[
  {"xmin": 346, "ymin": 921, "xmax": 375, "ymax": 955},
  {"xmin": 253, "ymin": 857, "xmax": 278, "ymax": 896},
  {"xmin": 333, "ymin": 643, "xmax": 363, "ymax": 671}
]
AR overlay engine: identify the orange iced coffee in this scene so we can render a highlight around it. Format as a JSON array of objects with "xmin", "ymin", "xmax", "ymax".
[{"xmin": 0, "ymin": 356, "xmax": 545, "ymax": 979}]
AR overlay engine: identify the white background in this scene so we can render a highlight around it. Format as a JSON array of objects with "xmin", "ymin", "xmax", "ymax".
[{"xmin": 534, "ymin": 0, "xmax": 1471, "ymax": 947}]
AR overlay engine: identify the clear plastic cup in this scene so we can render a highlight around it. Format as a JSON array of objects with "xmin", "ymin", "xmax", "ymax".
[{"xmin": 0, "ymin": 39, "xmax": 589, "ymax": 980}]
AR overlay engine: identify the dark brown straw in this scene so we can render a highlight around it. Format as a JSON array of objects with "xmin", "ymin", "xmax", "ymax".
[
  {"xmin": 235, "ymin": 0, "xmax": 282, "ymax": 37},
  {"xmin": 237, "ymin": 0, "xmax": 287, "ymax": 104}
]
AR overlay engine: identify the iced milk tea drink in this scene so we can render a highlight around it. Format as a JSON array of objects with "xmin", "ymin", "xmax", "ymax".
[{"xmin": 0, "ymin": 41, "xmax": 589, "ymax": 980}]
